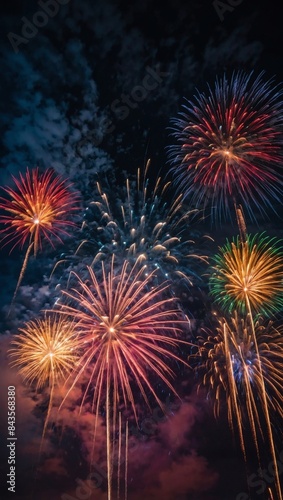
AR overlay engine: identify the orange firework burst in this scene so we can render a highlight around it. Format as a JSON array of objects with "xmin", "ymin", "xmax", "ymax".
[
  {"xmin": 9, "ymin": 313, "xmax": 80, "ymax": 450},
  {"xmin": 209, "ymin": 232, "xmax": 283, "ymax": 499},
  {"xmin": 9, "ymin": 314, "xmax": 79, "ymax": 388},
  {"xmin": 0, "ymin": 167, "xmax": 79, "ymax": 305},
  {"xmin": 56, "ymin": 256, "xmax": 190, "ymax": 500},
  {"xmin": 209, "ymin": 233, "xmax": 283, "ymax": 317},
  {"xmin": 190, "ymin": 312, "xmax": 283, "ymax": 499}
]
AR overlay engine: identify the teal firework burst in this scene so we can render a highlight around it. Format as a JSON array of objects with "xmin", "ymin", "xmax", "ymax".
[{"xmin": 71, "ymin": 161, "xmax": 210, "ymax": 288}]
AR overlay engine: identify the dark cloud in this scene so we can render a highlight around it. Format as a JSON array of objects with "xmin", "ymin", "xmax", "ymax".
[{"xmin": 1, "ymin": 1, "xmax": 283, "ymax": 499}]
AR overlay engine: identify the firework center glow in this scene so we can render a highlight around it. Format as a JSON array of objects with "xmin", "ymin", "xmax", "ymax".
[{"xmin": 32, "ymin": 215, "xmax": 40, "ymax": 224}]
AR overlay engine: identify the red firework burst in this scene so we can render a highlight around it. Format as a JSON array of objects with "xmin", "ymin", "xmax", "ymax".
[
  {"xmin": 0, "ymin": 167, "xmax": 80, "ymax": 304},
  {"xmin": 56, "ymin": 256, "xmax": 190, "ymax": 499},
  {"xmin": 168, "ymin": 71, "xmax": 283, "ymax": 223},
  {"xmin": 0, "ymin": 167, "xmax": 79, "ymax": 254},
  {"xmin": 57, "ymin": 256, "xmax": 189, "ymax": 417}
]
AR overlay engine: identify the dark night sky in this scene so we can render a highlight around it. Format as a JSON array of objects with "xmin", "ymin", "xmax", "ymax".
[{"xmin": 1, "ymin": 1, "xmax": 283, "ymax": 500}]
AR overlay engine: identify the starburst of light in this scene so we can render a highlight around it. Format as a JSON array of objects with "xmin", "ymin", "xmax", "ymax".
[
  {"xmin": 57, "ymin": 256, "xmax": 189, "ymax": 415},
  {"xmin": 0, "ymin": 167, "xmax": 80, "ymax": 304},
  {"xmin": 168, "ymin": 71, "xmax": 283, "ymax": 223},
  {"xmin": 73, "ymin": 160, "xmax": 210, "ymax": 288},
  {"xmin": 9, "ymin": 314, "xmax": 80, "ymax": 450},
  {"xmin": 55, "ymin": 256, "xmax": 190, "ymax": 500},
  {"xmin": 9, "ymin": 314, "xmax": 79, "ymax": 389},
  {"xmin": 189, "ymin": 312, "xmax": 283, "ymax": 499},
  {"xmin": 209, "ymin": 233, "xmax": 283, "ymax": 316}
]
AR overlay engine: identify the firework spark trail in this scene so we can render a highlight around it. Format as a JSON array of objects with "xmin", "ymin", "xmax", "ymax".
[
  {"xmin": 168, "ymin": 71, "xmax": 283, "ymax": 224},
  {"xmin": 209, "ymin": 233, "xmax": 283, "ymax": 316},
  {"xmin": 0, "ymin": 167, "xmax": 79, "ymax": 307},
  {"xmin": 54, "ymin": 255, "xmax": 191, "ymax": 500},
  {"xmin": 190, "ymin": 312, "xmax": 283, "ymax": 499}
]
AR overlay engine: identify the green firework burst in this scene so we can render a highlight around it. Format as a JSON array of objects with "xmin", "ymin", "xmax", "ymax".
[{"xmin": 209, "ymin": 233, "xmax": 283, "ymax": 316}]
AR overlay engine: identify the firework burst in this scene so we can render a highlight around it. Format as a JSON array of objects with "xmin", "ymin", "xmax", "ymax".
[
  {"xmin": 0, "ymin": 167, "xmax": 79, "ymax": 304},
  {"xmin": 57, "ymin": 256, "xmax": 190, "ymax": 414},
  {"xmin": 209, "ymin": 233, "xmax": 283, "ymax": 316},
  {"xmin": 190, "ymin": 312, "xmax": 283, "ymax": 499},
  {"xmin": 55, "ymin": 255, "xmax": 190, "ymax": 499},
  {"xmin": 0, "ymin": 167, "xmax": 79, "ymax": 254},
  {"xmin": 72, "ymin": 160, "xmax": 209, "ymax": 289},
  {"xmin": 9, "ymin": 314, "xmax": 80, "ymax": 447},
  {"xmin": 168, "ymin": 71, "xmax": 283, "ymax": 223}
]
